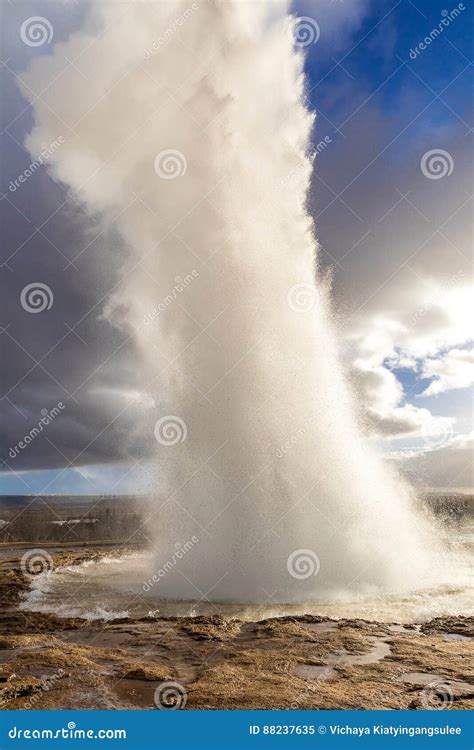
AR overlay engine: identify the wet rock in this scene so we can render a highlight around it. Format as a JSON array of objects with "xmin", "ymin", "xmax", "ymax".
[
  {"xmin": 181, "ymin": 615, "xmax": 242, "ymax": 641},
  {"xmin": 1, "ymin": 548, "xmax": 472, "ymax": 710},
  {"xmin": 116, "ymin": 664, "xmax": 171, "ymax": 681},
  {"xmin": 421, "ymin": 616, "xmax": 474, "ymax": 638}
]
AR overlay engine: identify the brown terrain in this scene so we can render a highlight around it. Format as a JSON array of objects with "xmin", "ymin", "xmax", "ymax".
[{"xmin": 0, "ymin": 547, "xmax": 473, "ymax": 711}]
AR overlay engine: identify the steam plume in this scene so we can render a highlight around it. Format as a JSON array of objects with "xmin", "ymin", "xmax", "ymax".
[{"xmin": 21, "ymin": 0, "xmax": 444, "ymax": 602}]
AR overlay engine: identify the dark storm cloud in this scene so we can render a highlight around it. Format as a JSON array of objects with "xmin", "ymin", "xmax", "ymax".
[
  {"xmin": 0, "ymin": 175, "xmax": 154, "ymax": 469},
  {"xmin": 0, "ymin": 1, "xmax": 158, "ymax": 470}
]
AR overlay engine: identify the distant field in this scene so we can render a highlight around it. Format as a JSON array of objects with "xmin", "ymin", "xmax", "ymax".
[
  {"xmin": 0, "ymin": 495, "xmax": 151, "ymax": 545},
  {"xmin": 0, "ymin": 493, "xmax": 472, "ymax": 546}
]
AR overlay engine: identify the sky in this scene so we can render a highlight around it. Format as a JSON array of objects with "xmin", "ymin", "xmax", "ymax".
[{"xmin": 0, "ymin": 0, "xmax": 472, "ymax": 495}]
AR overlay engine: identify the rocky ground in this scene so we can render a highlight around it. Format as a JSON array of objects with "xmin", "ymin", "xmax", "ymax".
[{"xmin": 0, "ymin": 549, "xmax": 473, "ymax": 711}]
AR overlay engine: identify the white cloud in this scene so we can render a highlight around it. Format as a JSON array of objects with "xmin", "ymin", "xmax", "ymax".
[
  {"xmin": 351, "ymin": 358, "xmax": 431, "ymax": 437},
  {"xmin": 351, "ymin": 282, "xmax": 472, "ymax": 365},
  {"xmin": 346, "ymin": 281, "xmax": 473, "ymax": 438},
  {"xmin": 402, "ymin": 284, "xmax": 473, "ymax": 360},
  {"xmin": 390, "ymin": 432, "xmax": 474, "ymax": 491},
  {"xmin": 421, "ymin": 348, "xmax": 474, "ymax": 396}
]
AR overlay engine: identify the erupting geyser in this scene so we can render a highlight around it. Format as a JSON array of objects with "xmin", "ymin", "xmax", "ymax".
[{"xmin": 22, "ymin": 1, "xmax": 443, "ymax": 603}]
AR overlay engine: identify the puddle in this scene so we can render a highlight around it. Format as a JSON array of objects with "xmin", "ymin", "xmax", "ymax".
[
  {"xmin": 235, "ymin": 626, "xmax": 280, "ymax": 651},
  {"xmin": 304, "ymin": 621, "xmax": 338, "ymax": 634},
  {"xmin": 293, "ymin": 664, "xmax": 336, "ymax": 680},
  {"xmin": 109, "ymin": 677, "xmax": 157, "ymax": 708},
  {"xmin": 400, "ymin": 672, "xmax": 474, "ymax": 693},
  {"xmin": 444, "ymin": 633, "xmax": 470, "ymax": 641},
  {"xmin": 388, "ymin": 624, "xmax": 412, "ymax": 634},
  {"xmin": 344, "ymin": 639, "xmax": 391, "ymax": 666},
  {"xmin": 236, "ymin": 620, "xmax": 338, "ymax": 651},
  {"xmin": 292, "ymin": 636, "xmax": 391, "ymax": 682},
  {"xmin": 320, "ymin": 637, "xmax": 391, "ymax": 668}
]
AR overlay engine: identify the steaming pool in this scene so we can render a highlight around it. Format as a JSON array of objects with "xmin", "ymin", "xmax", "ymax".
[{"xmin": 20, "ymin": 520, "xmax": 473, "ymax": 624}]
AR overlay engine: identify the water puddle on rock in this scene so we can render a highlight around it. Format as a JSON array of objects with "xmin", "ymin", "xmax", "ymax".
[
  {"xmin": 343, "ymin": 638, "xmax": 391, "ymax": 666},
  {"xmin": 292, "ymin": 636, "xmax": 391, "ymax": 682},
  {"xmin": 293, "ymin": 664, "xmax": 336, "ymax": 680},
  {"xmin": 304, "ymin": 621, "xmax": 338, "ymax": 634},
  {"xmin": 444, "ymin": 632, "xmax": 470, "ymax": 641},
  {"xmin": 109, "ymin": 678, "xmax": 157, "ymax": 709},
  {"xmin": 400, "ymin": 672, "xmax": 474, "ymax": 697},
  {"xmin": 388, "ymin": 624, "xmax": 415, "ymax": 634}
]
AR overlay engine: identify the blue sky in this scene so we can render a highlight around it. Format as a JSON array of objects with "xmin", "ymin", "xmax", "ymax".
[{"xmin": 1, "ymin": 0, "xmax": 472, "ymax": 494}]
